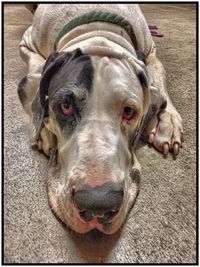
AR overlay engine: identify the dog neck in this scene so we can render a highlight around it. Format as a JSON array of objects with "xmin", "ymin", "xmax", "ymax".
[
  {"xmin": 56, "ymin": 22, "xmax": 136, "ymax": 55},
  {"xmin": 54, "ymin": 11, "xmax": 138, "ymax": 49},
  {"xmin": 55, "ymin": 22, "xmax": 146, "ymax": 73}
]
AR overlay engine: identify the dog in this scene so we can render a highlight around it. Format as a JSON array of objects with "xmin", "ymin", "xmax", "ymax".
[{"xmin": 18, "ymin": 4, "xmax": 183, "ymax": 234}]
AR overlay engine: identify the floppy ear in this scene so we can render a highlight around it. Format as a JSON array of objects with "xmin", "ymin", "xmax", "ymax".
[{"xmin": 31, "ymin": 48, "xmax": 84, "ymax": 142}]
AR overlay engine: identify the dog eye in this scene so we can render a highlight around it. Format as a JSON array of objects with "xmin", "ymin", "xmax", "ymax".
[
  {"xmin": 60, "ymin": 103, "xmax": 73, "ymax": 116},
  {"xmin": 122, "ymin": 106, "xmax": 135, "ymax": 120}
]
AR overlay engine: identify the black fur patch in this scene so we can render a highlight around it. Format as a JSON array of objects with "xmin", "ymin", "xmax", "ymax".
[
  {"xmin": 48, "ymin": 49, "xmax": 94, "ymax": 134},
  {"xmin": 29, "ymin": 48, "xmax": 94, "ymax": 141},
  {"xmin": 138, "ymin": 71, "xmax": 148, "ymax": 88},
  {"xmin": 18, "ymin": 76, "xmax": 28, "ymax": 107},
  {"xmin": 136, "ymin": 51, "xmax": 146, "ymax": 64},
  {"xmin": 160, "ymin": 100, "xmax": 167, "ymax": 111},
  {"xmin": 130, "ymin": 168, "xmax": 141, "ymax": 186}
]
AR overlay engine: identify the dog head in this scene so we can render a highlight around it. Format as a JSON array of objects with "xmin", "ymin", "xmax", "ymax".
[{"xmin": 29, "ymin": 48, "xmax": 150, "ymax": 234}]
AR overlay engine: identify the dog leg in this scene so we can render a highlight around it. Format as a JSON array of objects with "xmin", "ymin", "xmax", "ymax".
[
  {"xmin": 143, "ymin": 50, "xmax": 183, "ymax": 156},
  {"xmin": 18, "ymin": 26, "xmax": 45, "ymax": 109},
  {"xmin": 18, "ymin": 26, "xmax": 53, "ymax": 156},
  {"xmin": 36, "ymin": 126, "xmax": 54, "ymax": 157}
]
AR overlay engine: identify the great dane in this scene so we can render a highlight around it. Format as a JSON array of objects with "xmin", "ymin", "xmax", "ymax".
[{"xmin": 18, "ymin": 4, "xmax": 183, "ymax": 234}]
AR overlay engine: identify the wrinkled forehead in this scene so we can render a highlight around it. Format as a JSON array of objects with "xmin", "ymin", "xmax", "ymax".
[
  {"xmin": 47, "ymin": 54, "xmax": 145, "ymax": 105},
  {"xmin": 91, "ymin": 56, "xmax": 144, "ymax": 112}
]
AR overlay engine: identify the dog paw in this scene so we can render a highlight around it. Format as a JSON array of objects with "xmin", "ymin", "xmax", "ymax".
[
  {"xmin": 143, "ymin": 107, "xmax": 183, "ymax": 156},
  {"xmin": 31, "ymin": 127, "xmax": 53, "ymax": 156}
]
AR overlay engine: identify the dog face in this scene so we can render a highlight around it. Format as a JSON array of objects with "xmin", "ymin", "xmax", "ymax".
[{"xmin": 25, "ymin": 48, "xmax": 150, "ymax": 234}]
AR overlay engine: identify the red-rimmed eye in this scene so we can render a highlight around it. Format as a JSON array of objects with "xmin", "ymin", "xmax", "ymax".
[
  {"xmin": 122, "ymin": 106, "xmax": 135, "ymax": 121},
  {"xmin": 60, "ymin": 103, "xmax": 73, "ymax": 116}
]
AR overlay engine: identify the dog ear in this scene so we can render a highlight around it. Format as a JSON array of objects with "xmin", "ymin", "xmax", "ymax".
[{"xmin": 31, "ymin": 48, "xmax": 84, "ymax": 142}]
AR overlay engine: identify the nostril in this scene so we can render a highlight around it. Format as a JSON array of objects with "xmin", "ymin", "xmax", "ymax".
[
  {"xmin": 97, "ymin": 210, "xmax": 119, "ymax": 224},
  {"xmin": 79, "ymin": 210, "xmax": 94, "ymax": 222}
]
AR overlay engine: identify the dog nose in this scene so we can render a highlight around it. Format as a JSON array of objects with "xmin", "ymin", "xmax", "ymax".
[
  {"xmin": 79, "ymin": 210, "xmax": 120, "ymax": 223},
  {"xmin": 73, "ymin": 184, "xmax": 123, "ymax": 223}
]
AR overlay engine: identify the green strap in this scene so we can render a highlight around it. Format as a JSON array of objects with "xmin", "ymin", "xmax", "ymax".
[{"xmin": 54, "ymin": 11, "xmax": 137, "ymax": 49}]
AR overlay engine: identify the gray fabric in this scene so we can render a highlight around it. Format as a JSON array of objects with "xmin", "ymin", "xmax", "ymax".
[{"xmin": 4, "ymin": 4, "xmax": 196, "ymax": 263}]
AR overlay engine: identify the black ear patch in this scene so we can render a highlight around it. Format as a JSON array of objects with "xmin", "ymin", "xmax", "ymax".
[
  {"xmin": 136, "ymin": 51, "xmax": 146, "ymax": 64},
  {"xmin": 31, "ymin": 48, "xmax": 87, "ymax": 141},
  {"xmin": 39, "ymin": 49, "xmax": 84, "ymax": 113}
]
